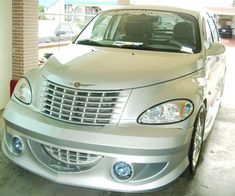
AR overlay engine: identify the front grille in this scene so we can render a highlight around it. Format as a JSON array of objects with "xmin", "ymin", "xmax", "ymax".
[
  {"xmin": 28, "ymin": 140, "xmax": 103, "ymax": 172},
  {"xmin": 43, "ymin": 144, "xmax": 103, "ymax": 166},
  {"xmin": 41, "ymin": 80, "xmax": 130, "ymax": 126}
]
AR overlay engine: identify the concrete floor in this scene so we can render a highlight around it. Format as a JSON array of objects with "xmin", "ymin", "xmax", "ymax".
[{"xmin": 1, "ymin": 43, "xmax": 235, "ymax": 196}]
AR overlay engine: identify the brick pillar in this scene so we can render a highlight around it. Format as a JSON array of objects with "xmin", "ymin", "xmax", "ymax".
[{"xmin": 12, "ymin": 0, "xmax": 38, "ymax": 80}]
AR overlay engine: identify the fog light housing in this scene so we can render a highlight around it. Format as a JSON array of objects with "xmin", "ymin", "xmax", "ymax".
[
  {"xmin": 11, "ymin": 137, "xmax": 23, "ymax": 155},
  {"xmin": 112, "ymin": 161, "xmax": 133, "ymax": 182}
]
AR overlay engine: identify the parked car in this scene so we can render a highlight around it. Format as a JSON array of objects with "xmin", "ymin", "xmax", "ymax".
[
  {"xmin": 39, "ymin": 20, "xmax": 81, "ymax": 43},
  {"xmin": 2, "ymin": 5, "xmax": 226, "ymax": 192},
  {"xmin": 219, "ymin": 24, "xmax": 233, "ymax": 38}
]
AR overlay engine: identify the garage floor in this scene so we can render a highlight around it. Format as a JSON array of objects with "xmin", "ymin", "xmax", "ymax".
[{"xmin": 1, "ymin": 43, "xmax": 235, "ymax": 196}]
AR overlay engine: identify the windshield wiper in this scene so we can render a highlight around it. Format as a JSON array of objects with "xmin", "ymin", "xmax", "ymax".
[
  {"xmin": 118, "ymin": 44, "xmax": 193, "ymax": 53},
  {"xmin": 76, "ymin": 39, "xmax": 103, "ymax": 46},
  {"xmin": 115, "ymin": 44, "xmax": 156, "ymax": 51}
]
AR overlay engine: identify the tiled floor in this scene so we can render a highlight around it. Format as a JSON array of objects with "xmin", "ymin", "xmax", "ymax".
[{"xmin": 221, "ymin": 36, "xmax": 235, "ymax": 47}]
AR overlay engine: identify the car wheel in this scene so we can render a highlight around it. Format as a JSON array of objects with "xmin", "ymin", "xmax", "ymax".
[{"xmin": 188, "ymin": 103, "xmax": 206, "ymax": 175}]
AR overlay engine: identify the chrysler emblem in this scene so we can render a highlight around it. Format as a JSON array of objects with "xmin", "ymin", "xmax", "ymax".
[{"xmin": 74, "ymin": 82, "xmax": 80, "ymax": 88}]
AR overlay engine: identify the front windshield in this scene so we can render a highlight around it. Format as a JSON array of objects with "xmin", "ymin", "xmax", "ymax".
[{"xmin": 75, "ymin": 9, "xmax": 201, "ymax": 53}]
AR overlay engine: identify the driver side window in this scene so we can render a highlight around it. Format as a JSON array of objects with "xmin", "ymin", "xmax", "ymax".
[
  {"xmin": 204, "ymin": 18, "xmax": 213, "ymax": 49},
  {"xmin": 204, "ymin": 14, "xmax": 219, "ymax": 49}
]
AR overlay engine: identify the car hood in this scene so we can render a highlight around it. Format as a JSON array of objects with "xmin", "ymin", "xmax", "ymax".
[{"xmin": 41, "ymin": 44, "xmax": 204, "ymax": 90}]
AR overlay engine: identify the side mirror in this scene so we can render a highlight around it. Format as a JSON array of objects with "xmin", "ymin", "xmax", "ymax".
[
  {"xmin": 56, "ymin": 30, "xmax": 65, "ymax": 36},
  {"xmin": 44, "ymin": 53, "xmax": 53, "ymax": 59},
  {"xmin": 206, "ymin": 42, "xmax": 225, "ymax": 56}
]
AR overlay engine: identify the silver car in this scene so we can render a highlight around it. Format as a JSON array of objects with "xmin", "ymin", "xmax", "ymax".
[
  {"xmin": 2, "ymin": 5, "xmax": 226, "ymax": 192},
  {"xmin": 39, "ymin": 20, "xmax": 81, "ymax": 43}
]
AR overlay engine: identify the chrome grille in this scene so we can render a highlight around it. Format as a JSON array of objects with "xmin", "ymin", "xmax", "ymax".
[
  {"xmin": 41, "ymin": 80, "xmax": 129, "ymax": 125},
  {"xmin": 42, "ymin": 144, "xmax": 103, "ymax": 166}
]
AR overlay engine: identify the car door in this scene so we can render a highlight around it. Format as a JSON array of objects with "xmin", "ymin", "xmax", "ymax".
[{"xmin": 203, "ymin": 14, "xmax": 226, "ymax": 134}]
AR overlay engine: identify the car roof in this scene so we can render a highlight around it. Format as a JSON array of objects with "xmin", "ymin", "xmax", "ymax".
[
  {"xmin": 222, "ymin": 24, "xmax": 231, "ymax": 27},
  {"xmin": 107, "ymin": 5, "xmax": 206, "ymax": 18}
]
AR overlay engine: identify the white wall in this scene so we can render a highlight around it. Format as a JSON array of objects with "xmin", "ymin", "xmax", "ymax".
[
  {"xmin": 0, "ymin": 1, "xmax": 12, "ymax": 109},
  {"xmin": 45, "ymin": 0, "xmax": 65, "ymax": 21}
]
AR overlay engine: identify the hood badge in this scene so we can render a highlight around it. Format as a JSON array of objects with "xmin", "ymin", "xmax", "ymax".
[
  {"xmin": 74, "ymin": 82, "xmax": 80, "ymax": 88},
  {"xmin": 73, "ymin": 82, "xmax": 95, "ymax": 88}
]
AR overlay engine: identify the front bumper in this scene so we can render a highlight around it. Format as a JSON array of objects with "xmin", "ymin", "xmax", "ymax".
[{"xmin": 2, "ymin": 100, "xmax": 193, "ymax": 192}]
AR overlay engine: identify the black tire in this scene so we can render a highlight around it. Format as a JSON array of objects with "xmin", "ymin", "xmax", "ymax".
[{"xmin": 188, "ymin": 103, "xmax": 206, "ymax": 175}]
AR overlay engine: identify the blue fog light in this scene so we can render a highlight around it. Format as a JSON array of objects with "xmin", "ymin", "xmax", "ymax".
[
  {"xmin": 11, "ymin": 137, "xmax": 23, "ymax": 155},
  {"xmin": 113, "ymin": 161, "xmax": 133, "ymax": 181}
]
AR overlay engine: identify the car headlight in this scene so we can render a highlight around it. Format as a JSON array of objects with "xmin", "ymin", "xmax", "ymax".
[
  {"xmin": 138, "ymin": 99, "xmax": 193, "ymax": 124},
  {"xmin": 14, "ymin": 77, "xmax": 32, "ymax": 104}
]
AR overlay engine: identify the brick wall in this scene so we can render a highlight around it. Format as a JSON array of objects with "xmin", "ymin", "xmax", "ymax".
[{"xmin": 12, "ymin": 0, "xmax": 38, "ymax": 80}]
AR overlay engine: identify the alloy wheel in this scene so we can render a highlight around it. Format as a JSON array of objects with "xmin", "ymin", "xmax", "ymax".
[{"xmin": 188, "ymin": 104, "xmax": 206, "ymax": 174}]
